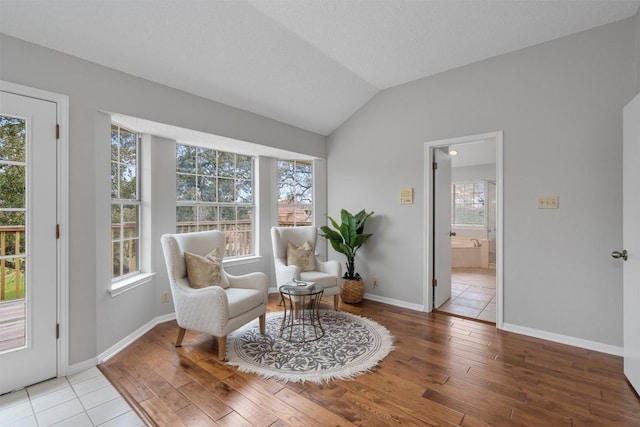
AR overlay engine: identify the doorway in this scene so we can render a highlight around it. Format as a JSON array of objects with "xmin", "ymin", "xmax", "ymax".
[
  {"xmin": 0, "ymin": 83, "xmax": 68, "ymax": 394},
  {"xmin": 424, "ymin": 132, "xmax": 503, "ymax": 326}
]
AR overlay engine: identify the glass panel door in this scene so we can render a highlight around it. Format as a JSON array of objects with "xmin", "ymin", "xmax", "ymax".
[
  {"xmin": 0, "ymin": 115, "xmax": 27, "ymax": 352},
  {"xmin": 0, "ymin": 90, "xmax": 58, "ymax": 394}
]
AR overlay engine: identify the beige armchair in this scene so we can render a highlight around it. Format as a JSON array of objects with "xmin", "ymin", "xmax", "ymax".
[
  {"xmin": 161, "ymin": 230, "xmax": 268, "ymax": 360},
  {"xmin": 271, "ymin": 226, "xmax": 342, "ymax": 310}
]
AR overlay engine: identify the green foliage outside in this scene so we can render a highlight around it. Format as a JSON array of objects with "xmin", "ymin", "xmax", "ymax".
[
  {"xmin": 0, "ymin": 115, "xmax": 26, "ymax": 225},
  {"xmin": 1, "ymin": 115, "xmax": 27, "ymax": 300},
  {"xmin": 111, "ymin": 125, "xmax": 141, "ymax": 278},
  {"xmin": 111, "ymin": 125, "xmax": 138, "ymax": 201},
  {"xmin": 2, "ymin": 269, "xmax": 25, "ymax": 300},
  {"xmin": 175, "ymin": 144, "xmax": 255, "ymax": 257},
  {"xmin": 175, "ymin": 143, "xmax": 253, "ymax": 228}
]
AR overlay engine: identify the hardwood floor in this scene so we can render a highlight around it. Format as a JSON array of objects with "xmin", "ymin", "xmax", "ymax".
[{"xmin": 99, "ymin": 294, "xmax": 640, "ymax": 426}]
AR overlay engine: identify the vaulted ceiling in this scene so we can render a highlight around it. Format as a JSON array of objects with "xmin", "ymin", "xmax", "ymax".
[{"xmin": 1, "ymin": 0, "xmax": 638, "ymax": 135}]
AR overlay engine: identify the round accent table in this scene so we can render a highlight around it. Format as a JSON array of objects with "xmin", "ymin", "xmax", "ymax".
[{"xmin": 279, "ymin": 282, "xmax": 325, "ymax": 343}]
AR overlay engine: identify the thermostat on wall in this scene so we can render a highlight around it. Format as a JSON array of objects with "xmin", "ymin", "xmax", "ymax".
[{"xmin": 401, "ymin": 187, "xmax": 413, "ymax": 204}]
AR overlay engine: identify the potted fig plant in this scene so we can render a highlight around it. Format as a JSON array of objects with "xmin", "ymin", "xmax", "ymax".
[{"xmin": 319, "ymin": 208, "xmax": 374, "ymax": 303}]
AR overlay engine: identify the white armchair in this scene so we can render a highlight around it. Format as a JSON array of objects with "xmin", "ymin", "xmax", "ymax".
[
  {"xmin": 271, "ymin": 226, "xmax": 342, "ymax": 310},
  {"xmin": 161, "ymin": 230, "xmax": 268, "ymax": 360}
]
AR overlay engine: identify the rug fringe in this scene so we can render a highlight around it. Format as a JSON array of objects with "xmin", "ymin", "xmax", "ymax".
[{"xmin": 226, "ymin": 310, "xmax": 394, "ymax": 384}]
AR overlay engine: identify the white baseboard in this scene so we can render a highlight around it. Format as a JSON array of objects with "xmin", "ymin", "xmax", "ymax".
[
  {"xmin": 362, "ymin": 293, "xmax": 424, "ymax": 312},
  {"xmin": 269, "ymin": 288, "xmax": 426, "ymax": 313},
  {"xmin": 357, "ymin": 292, "xmax": 623, "ymax": 357},
  {"xmin": 501, "ymin": 322, "xmax": 623, "ymax": 356},
  {"xmin": 360, "ymin": 295, "xmax": 623, "ymax": 357},
  {"xmin": 96, "ymin": 312, "xmax": 176, "ymax": 364},
  {"xmin": 270, "ymin": 288, "xmax": 426, "ymax": 312},
  {"xmin": 64, "ymin": 312, "xmax": 176, "ymax": 377},
  {"xmin": 66, "ymin": 358, "xmax": 99, "ymax": 376}
]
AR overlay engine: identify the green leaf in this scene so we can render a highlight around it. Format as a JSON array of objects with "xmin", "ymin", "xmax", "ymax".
[
  {"xmin": 321, "ymin": 228, "xmax": 343, "ymax": 246},
  {"xmin": 338, "ymin": 243, "xmax": 354, "ymax": 258},
  {"xmin": 327, "ymin": 214, "xmax": 341, "ymax": 231},
  {"xmin": 354, "ymin": 209, "xmax": 374, "ymax": 234},
  {"xmin": 319, "ymin": 208, "xmax": 374, "ymax": 277}
]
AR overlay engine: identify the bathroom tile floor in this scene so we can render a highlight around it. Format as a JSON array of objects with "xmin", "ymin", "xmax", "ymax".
[
  {"xmin": 0, "ymin": 367, "xmax": 145, "ymax": 426},
  {"xmin": 438, "ymin": 267, "xmax": 496, "ymax": 322}
]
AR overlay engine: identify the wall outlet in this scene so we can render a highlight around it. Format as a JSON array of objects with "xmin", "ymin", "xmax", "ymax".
[
  {"xmin": 537, "ymin": 196, "xmax": 559, "ymax": 209},
  {"xmin": 161, "ymin": 291, "xmax": 170, "ymax": 303},
  {"xmin": 372, "ymin": 277, "xmax": 378, "ymax": 287}
]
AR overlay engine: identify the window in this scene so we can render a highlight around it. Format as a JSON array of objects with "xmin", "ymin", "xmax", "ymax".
[
  {"xmin": 0, "ymin": 116, "xmax": 26, "ymax": 301},
  {"xmin": 277, "ymin": 160, "xmax": 313, "ymax": 227},
  {"xmin": 176, "ymin": 144, "xmax": 254, "ymax": 258},
  {"xmin": 451, "ymin": 181, "xmax": 485, "ymax": 226},
  {"xmin": 111, "ymin": 125, "xmax": 140, "ymax": 280}
]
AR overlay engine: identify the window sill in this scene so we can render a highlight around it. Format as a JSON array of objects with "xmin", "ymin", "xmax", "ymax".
[
  {"xmin": 109, "ymin": 272, "xmax": 156, "ymax": 297},
  {"xmin": 224, "ymin": 255, "xmax": 262, "ymax": 268}
]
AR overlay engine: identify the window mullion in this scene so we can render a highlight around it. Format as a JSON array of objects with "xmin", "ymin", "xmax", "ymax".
[
  {"xmin": 176, "ymin": 144, "xmax": 255, "ymax": 257},
  {"xmin": 119, "ymin": 206, "xmax": 124, "ymax": 277},
  {"xmin": 111, "ymin": 124, "xmax": 141, "ymax": 281}
]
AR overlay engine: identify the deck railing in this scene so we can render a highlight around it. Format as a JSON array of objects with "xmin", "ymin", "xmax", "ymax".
[
  {"xmin": 175, "ymin": 221, "xmax": 254, "ymax": 257},
  {"xmin": 1, "ymin": 220, "xmax": 312, "ymax": 301},
  {"xmin": 0, "ymin": 226, "xmax": 25, "ymax": 303}
]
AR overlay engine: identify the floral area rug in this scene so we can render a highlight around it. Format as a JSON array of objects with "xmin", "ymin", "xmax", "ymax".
[{"xmin": 226, "ymin": 310, "xmax": 394, "ymax": 383}]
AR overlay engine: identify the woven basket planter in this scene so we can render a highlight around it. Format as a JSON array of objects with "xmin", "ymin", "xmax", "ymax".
[{"xmin": 341, "ymin": 278, "xmax": 365, "ymax": 304}]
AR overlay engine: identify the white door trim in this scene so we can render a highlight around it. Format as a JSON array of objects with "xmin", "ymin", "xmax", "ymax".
[
  {"xmin": 423, "ymin": 131, "xmax": 504, "ymax": 329},
  {"xmin": 1, "ymin": 80, "xmax": 69, "ymax": 376},
  {"xmin": 622, "ymin": 92, "xmax": 640, "ymax": 392}
]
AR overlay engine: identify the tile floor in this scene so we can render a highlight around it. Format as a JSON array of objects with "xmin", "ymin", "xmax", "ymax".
[
  {"xmin": 0, "ymin": 367, "xmax": 145, "ymax": 426},
  {"xmin": 438, "ymin": 267, "xmax": 496, "ymax": 322}
]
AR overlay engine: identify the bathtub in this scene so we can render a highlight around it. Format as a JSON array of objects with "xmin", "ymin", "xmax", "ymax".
[{"xmin": 451, "ymin": 237, "xmax": 489, "ymax": 268}]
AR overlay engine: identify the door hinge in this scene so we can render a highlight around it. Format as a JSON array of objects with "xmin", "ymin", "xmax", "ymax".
[
  {"xmin": 56, "ymin": 323, "xmax": 60, "ymax": 339},
  {"xmin": 56, "ymin": 124, "xmax": 60, "ymax": 139},
  {"xmin": 56, "ymin": 224, "xmax": 60, "ymax": 239},
  {"xmin": 432, "ymin": 161, "xmax": 438, "ymax": 170},
  {"xmin": 432, "ymin": 278, "xmax": 438, "ymax": 287}
]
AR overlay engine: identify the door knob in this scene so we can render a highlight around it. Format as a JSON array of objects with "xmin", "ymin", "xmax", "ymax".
[
  {"xmin": 611, "ymin": 250, "xmax": 628, "ymax": 261},
  {"xmin": 450, "ymin": 231, "xmax": 456, "ymax": 237}
]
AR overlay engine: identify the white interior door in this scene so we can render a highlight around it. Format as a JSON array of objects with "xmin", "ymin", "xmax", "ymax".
[
  {"xmin": 434, "ymin": 148, "xmax": 452, "ymax": 308},
  {"xmin": 487, "ymin": 180, "xmax": 497, "ymax": 264},
  {"xmin": 0, "ymin": 91, "xmax": 58, "ymax": 394},
  {"xmin": 622, "ymin": 92, "xmax": 640, "ymax": 394}
]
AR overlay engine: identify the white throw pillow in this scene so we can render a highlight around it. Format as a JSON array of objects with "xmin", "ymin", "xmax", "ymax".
[
  {"xmin": 184, "ymin": 248, "xmax": 230, "ymax": 289},
  {"xmin": 286, "ymin": 240, "xmax": 316, "ymax": 272}
]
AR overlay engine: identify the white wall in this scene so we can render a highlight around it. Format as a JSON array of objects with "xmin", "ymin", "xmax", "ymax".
[
  {"xmin": 327, "ymin": 18, "xmax": 637, "ymax": 347},
  {"xmin": 0, "ymin": 34, "xmax": 327, "ymax": 365},
  {"xmin": 636, "ymin": 10, "xmax": 640, "ymax": 92}
]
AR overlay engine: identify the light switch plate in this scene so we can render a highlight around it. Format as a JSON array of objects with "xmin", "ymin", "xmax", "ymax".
[{"xmin": 537, "ymin": 196, "xmax": 559, "ymax": 209}]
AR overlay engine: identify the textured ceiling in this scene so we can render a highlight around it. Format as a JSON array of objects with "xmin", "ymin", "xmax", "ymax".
[{"xmin": 1, "ymin": 0, "xmax": 638, "ymax": 135}]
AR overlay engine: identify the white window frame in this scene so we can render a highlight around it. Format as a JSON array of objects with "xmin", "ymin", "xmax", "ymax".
[
  {"xmin": 110, "ymin": 124, "xmax": 142, "ymax": 283},
  {"xmin": 451, "ymin": 180, "xmax": 486, "ymax": 228},
  {"xmin": 276, "ymin": 159, "xmax": 314, "ymax": 227},
  {"xmin": 175, "ymin": 143, "xmax": 255, "ymax": 259}
]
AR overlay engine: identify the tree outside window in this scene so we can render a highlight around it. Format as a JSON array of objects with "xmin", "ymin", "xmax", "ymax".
[
  {"xmin": 176, "ymin": 144, "xmax": 254, "ymax": 258},
  {"xmin": 111, "ymin": 125, "xmax": 140, "ymax": 280},
  {"xmin": 0, "ymin": 116, "xmax": 27, "ymax": 300},
  {"xmin": 277, "ymin": 160, "xmax": 313, "ymax": 227}
]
